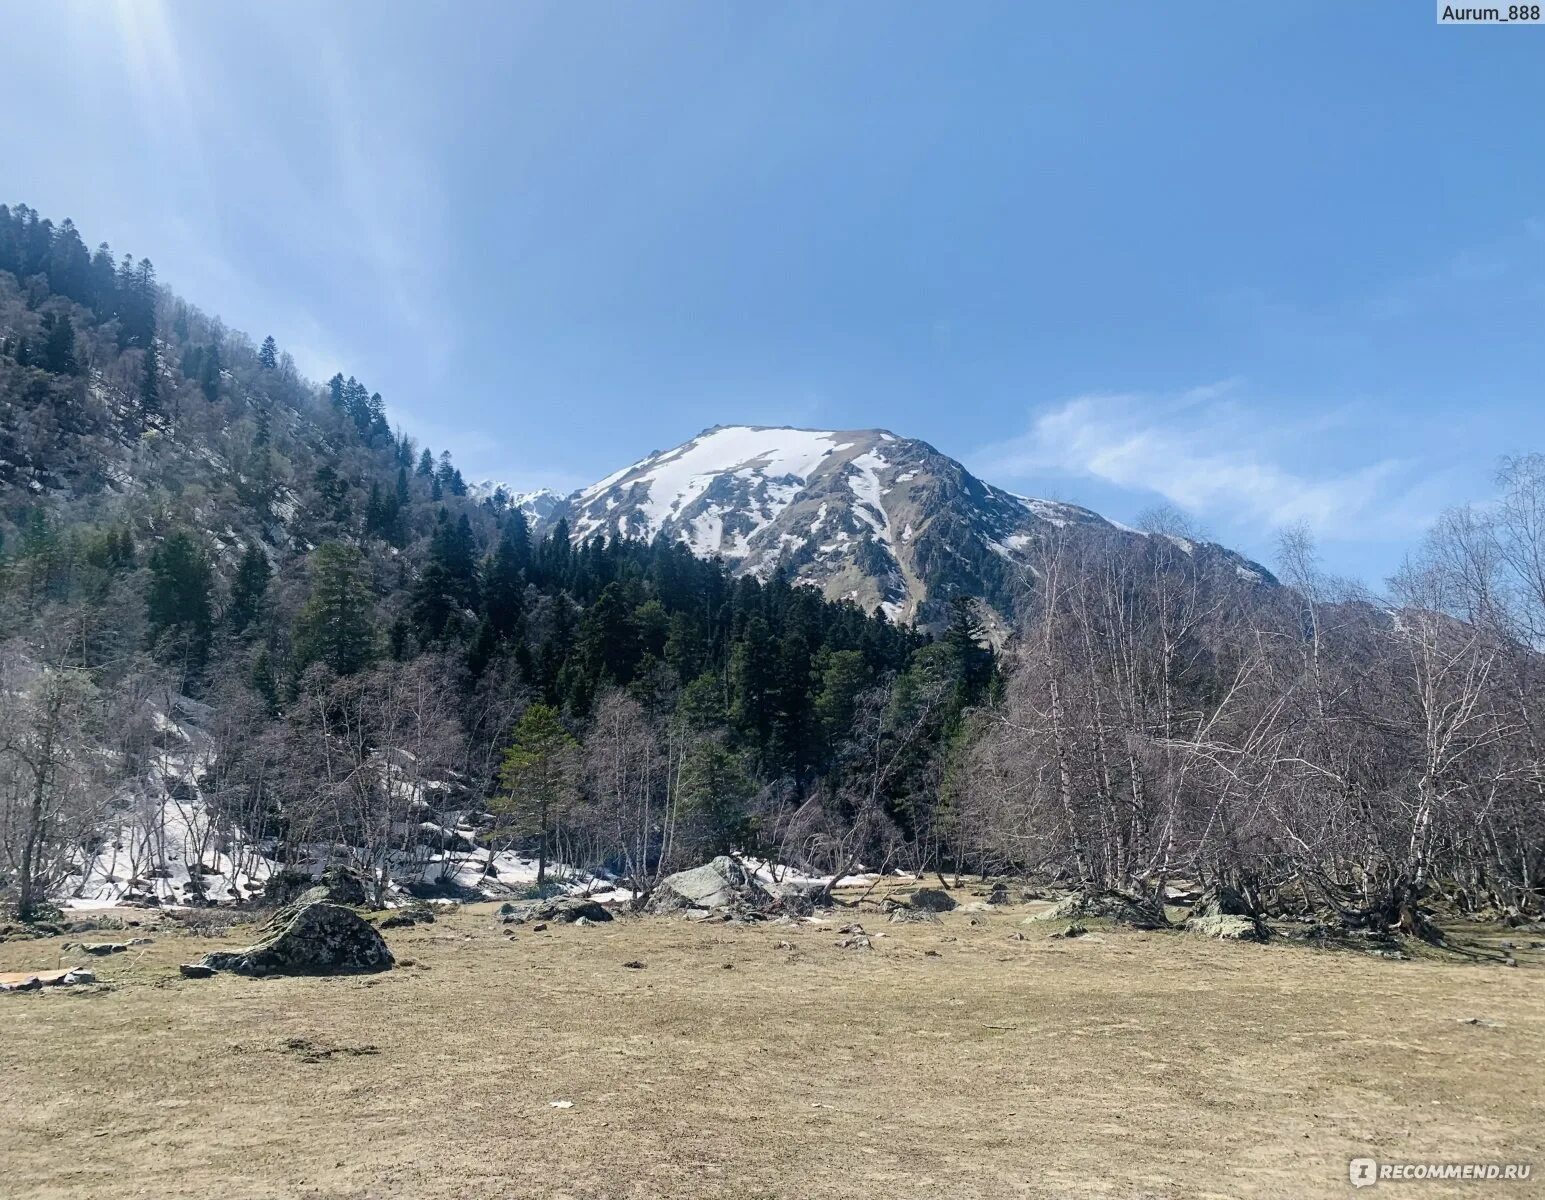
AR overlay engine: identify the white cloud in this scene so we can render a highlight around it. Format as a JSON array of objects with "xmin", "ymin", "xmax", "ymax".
[{"xmin": 975, "ymin": 384, "xmax": 1434, "ymax": 539}]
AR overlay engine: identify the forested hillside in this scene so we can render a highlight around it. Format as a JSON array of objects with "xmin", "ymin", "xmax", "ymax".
[
  {"xmin": 1, "ymin": 201, "xmax": 1541, "ymax": 936},
  {"xmin": 0, "ymin": 203, "xmax": 999, "ymax": 918}
]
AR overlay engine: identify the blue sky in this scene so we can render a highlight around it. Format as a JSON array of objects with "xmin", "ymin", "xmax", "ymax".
[{"xmin": 3, "ymin": 1, "xmax": 1542, "ymax": 585}]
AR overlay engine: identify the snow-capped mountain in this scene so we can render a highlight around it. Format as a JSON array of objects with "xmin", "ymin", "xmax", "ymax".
[
  {"xmin": 527, "ymin": 425, "xmax": 1273, "ymax": 628},
  {"xmin": 468, "ymin": 482, "xmax": 566, "ymax": 525}
]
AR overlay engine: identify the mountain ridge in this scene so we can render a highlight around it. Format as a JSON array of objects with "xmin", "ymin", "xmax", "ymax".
[{"xmin": 504, "ymin": 423, "xmax": 1273, "ymax": 629}]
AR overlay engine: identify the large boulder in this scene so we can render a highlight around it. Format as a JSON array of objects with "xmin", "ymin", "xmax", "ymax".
[
  {"xmin": 261, "ymin": 866, "xmax": 371, "ymax": 909},
  {"xmin": 1027, "ymin": 889, "xmax": 1169, "ymax": 930},
  {"xmin": 196, "ymin": 902, "xmax": 394, "ymax": 976},
  {"xmin": 908, "ymin": 887, "xmax": 957, "ymax": 913},
  {"xmin": 498, "ymin": 896, "xmax": 613, "ymax": 925},
  {"xmin": 1185, "ymin": 912, "xmax": 1269, "ymax": 942},
  {"xmin": 647, "ymin": 857, "xmax": 770, "ymax": 914}
]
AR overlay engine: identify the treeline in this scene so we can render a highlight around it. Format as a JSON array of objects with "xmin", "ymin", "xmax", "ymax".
[
  {"xmin": 961, "ymin": 475, "xmax": 1545, "ymax": 929},
  {"xmin": 0, "ymin": 204, "xmax": 994, "ymax": 916},
  {"xmin": 3, "ymin": 201, "xmax": 1539, "ymax": 931}
]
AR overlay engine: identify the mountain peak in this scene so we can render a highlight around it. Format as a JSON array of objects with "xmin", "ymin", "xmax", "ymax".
[{"xmin": 535, "ymin": 425, "xmax": 1273, "ymax": 628}]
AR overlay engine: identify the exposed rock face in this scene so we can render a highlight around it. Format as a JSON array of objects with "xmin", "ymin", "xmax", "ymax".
[
  {"xmin": 196, "ymin": 902, "xmax": 394, "ymax": 976},
  {"xmin": 1028, "ymin": 890, "xmax": 1169, "ymax": 930},
  {"xmin": 647, "ymin": 857, "xmax": 770, "ymax": 914}
]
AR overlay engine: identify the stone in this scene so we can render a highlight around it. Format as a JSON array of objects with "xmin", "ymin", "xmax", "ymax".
[
  {"xmin": 986, "ymin": 882, "xmax": 1010, "ymax": 906},
  {"xmin": 378, "ymin": 914, "xmax": 417, "ymax": 929},
  {"xmin": 836, "ymin": 935, "xmax": 872, "ymax": 950},
  {"xmin": 319, "ymin": 866, "xmax": 370, "ymax": 907},
  {"xmin": 646, "ymin": 856, "xmax": 770, "ymax": 914},
  {"xmin": 1185, "ymin": 912, "xmax": 1269, "ymax": 942},
  {"xmin": 79, "ymin": 942, "xmax": 130, "ymax": 956},
  {"xmin": 196, "ymin": 902, "xmax": 394, "ymax": 977},
  {"xmin": 1049, "ymin": 922, "xmax": 1087, "ymax": 939},
  {"xmin": 179, "ymin": 963, "xmax": 216, "ymax": 979},
  {"xmin": 499, "ymin": 897, "xmax": 612, "ymax": 925},
  {"xmin": 1027, "ymin": 890, "xmax": 1168, "ymax": 930},
  {"xmin": 889, "ymin": 909, "xmax": 940, "ymax": 924},
  {"xmin": 262, "ymin": 866, "xmax": 370, "ymax": 910},
  {"xmin": 622, "ymin": 960, "xmax": 646, "ymax": 969},
  {"xmin": 908, "ymin": 887, "xmax": 957, "ymax": 913}
]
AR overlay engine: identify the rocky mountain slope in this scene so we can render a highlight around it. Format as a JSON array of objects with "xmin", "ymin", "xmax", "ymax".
[{"xmin": 529, "ymin": 425, "xmax": 1273, "ymax": 628}]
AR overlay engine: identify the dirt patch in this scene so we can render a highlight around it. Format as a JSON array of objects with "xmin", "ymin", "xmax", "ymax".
[{"xmin": 1, "ymin": 900, "xmax": 1542, "ymax": 1198}]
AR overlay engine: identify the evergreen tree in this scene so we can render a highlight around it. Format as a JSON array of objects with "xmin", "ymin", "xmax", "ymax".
[
  {"xmin": 146, "ymin": 531, "xmax": 214, "ymax": 683},
  {"xmin": 293, "ymin": 542, "xmax": 376, "ymax": 676},
  {"xmin": 226, "ymin": 544, "xmax": 271, "ymax": 635},
  {"xmin": 199, "ymin": 341, "xmax": 221, "ymax": 402},
  {"xmin": 40, "ymin": 313, "xmax": 78, "ymax": 375},
  {"xmin": 138, "ymin": 341, "xmax": 160, "ymax": 426},
  {"xmin": 258, "ymin": 335, "xmax": 278, "ymax": 370},
  {"xmin": 493, "ymin": 704, "xmax": 577, "ymax": 888}
]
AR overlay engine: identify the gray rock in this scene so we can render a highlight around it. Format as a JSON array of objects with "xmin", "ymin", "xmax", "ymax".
[
  {"xmin": 261, "ymin": 866, "xmax": 370, "ymax": 910},
  {"xmin": 647, "ymin": 856, "xmax": 769, "ymax": 914},
  {"xmin": 908, "ymin": 887, "xmax": 957, "ymax": 913},
  {"xmin": 889, "ymin": 908, "xmax": 940, "ymax": 924},
  {"xmin": 78, "ymin": 942, "xmax": 130, "ymax": 956},
  {"xmin": 1185, "ymin": 912, "xmax": 1269, "ymax": 942},
  {"xmin": 179, "ymin": 963, "xmax": 216, "ymax": 979},
  {"xmin": 499, "ymin": 896, "xmax": 612, "ymax": 925},
  {"xmin": 1028, "ymin": 890, "xmax": 1168, "ymax": 930},
  {"xmin": 196, "ymin": 902, "xmax": 394, "ymax": 977},
  {"xmin": 836, "ymin": 935, "xmax": 872, "ymax": 950}
]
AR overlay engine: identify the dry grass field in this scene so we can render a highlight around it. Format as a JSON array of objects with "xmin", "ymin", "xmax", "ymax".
[{"xmin": 3, "ymin": 894, "xmax": 1543, "ymax": 1200}]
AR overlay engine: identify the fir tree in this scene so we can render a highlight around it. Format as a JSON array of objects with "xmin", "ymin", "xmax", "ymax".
[
  {"xmin": 40, "ymin": 313, "xmax": 78, "ymax": 375},
  {"xmin": 293, "ymin": 543, "xmax": 376, "ymax": 677},
  {"xmin": 493, "ymin": 704, "xmax": 577, "ymax": 888},
  {"xmin": 145, "ymin": 531, "xmax": 214, "ymax": 684},
  {"xmin": 226, "ymin": 544, "xmax": 271, "ymax": 635},
  {"xmin": 258, "ymin": 335, "xmax": 278, "ymax": 370}
]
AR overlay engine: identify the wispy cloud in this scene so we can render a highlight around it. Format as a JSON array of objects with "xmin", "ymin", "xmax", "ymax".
[{"xmin": 975, "ymin": 383, "xmax": 1439, "ymax": 539}]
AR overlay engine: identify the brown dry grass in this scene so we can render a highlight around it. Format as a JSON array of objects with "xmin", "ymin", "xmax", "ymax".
[{"xmin": 2, "ymin": 896, "xmax": 1542, "ymax": 1199}]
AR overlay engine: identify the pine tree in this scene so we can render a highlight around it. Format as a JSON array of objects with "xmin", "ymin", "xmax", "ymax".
[
  {"xmin": 40, "ymin": 313, "xmax": 78, "ymax": 375},
  {"xmin": 138, "ymin": 342, "xmax": 160, "ymax": 427},
  {"xmin": 293, "ymin": 542, "xmax": 377, "ymax": 677},
  {"xmin": 258, "ymin": 335, "xmax": 278, "ymax": 370},
  {"xmin": 145, "ymin": 531, "xmax": 214, "ymax": 684},
  {"xmin": 416, "ymin": 448, "xmax": 435, "ymax": 477},
  {"xmin": 199, "ymin": 341, "xmax": 221, "ymax": 402},
  {"xmin": 226, "ymin": 544, "xmax": 271, "ymax": 634},
  {"xmin": 493, "ymin": 704, "xmax": 577, "ymax": 888}
]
